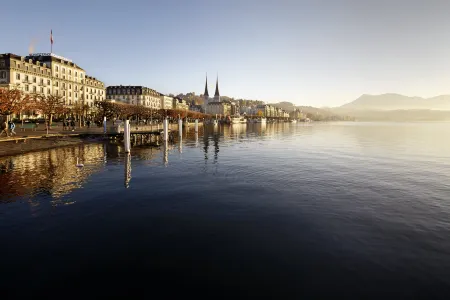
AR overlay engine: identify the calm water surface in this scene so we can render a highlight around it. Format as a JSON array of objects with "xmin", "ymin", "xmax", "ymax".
[{"xmin": 2, "ymin": 122, "xmax": 450, "ymax": 298}]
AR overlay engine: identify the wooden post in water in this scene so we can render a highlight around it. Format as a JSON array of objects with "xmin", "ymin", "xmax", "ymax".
[
  {"xmin": 103, "ymin": 116, "xmax": 107, "ymax": 134},
  {"xmin": 124, "ymin": 120, "xmax": 130, "ymax": 153},
  {"xmin": 195, "ymin": 119, "xmax": 198, "ymax": 133},
  {"xmin": 178, "ymin": 118, "xmax": 182, "ymax": 137}
]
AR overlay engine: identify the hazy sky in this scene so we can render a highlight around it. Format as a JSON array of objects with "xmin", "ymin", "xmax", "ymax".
[{"xmin": 2, "ymin": 0, "xmax": 450, "ymax": 107}]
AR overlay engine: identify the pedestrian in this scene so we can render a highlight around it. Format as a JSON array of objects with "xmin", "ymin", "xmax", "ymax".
[
  {"xmin": 9, "ymin": 121, "xmax": 16, "ymax": 136},
  {"xmin": 87, "ymin": 120, "xmax": 91, "ymax": 128},
  {"xmin": 63, "ymin": 120, "xmax": 67, "ymax": 131},
  {"xmin": 71, "ymin": 120, "xmax": 75, "ymax": 131},
  {"xmin": 0, "ymin": 120, "xmax": 8, "ymax": 137}
]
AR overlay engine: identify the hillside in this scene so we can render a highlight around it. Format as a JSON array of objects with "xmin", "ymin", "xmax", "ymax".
[{"xmin": 339, "ymin": 94, "xmax": 450, "ymax": 111}]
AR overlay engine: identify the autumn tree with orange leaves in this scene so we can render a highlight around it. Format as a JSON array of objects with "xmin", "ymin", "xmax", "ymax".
[
  {"xmin": 0, "ymin": 87, "xmax": 30, "ymax": 121},
  {"xmin": 31, "ymin": 94, "xmax": 66, "ymax": 126}
]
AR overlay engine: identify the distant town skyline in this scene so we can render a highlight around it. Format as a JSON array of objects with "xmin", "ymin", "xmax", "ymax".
[{"xmin": 3, "ymin": 0, "xmax": 450, "ymax": 107}]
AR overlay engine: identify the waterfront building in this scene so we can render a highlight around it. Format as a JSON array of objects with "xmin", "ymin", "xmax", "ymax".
[
  {"xmin": 173, "ymin": 97, "xmax": 189, "ymax": 110},
  {"xmin": 106, "ymin": 85, "xmax": 161, "ymax": 109},
  {"xmin": 0, "ymin": 52, "xmax": 105, "ymax": 110},
  {"xmin": 290, "ymin": 109, "xmax": 303, "ymax": 119},
  {"xmin": 190, "ymin": 104, "xmax": 202, "ymax": 112},
  {"xmin": 207, "ymin": 101, "xmax": 231, "ymax": 116},
  {"xmin": 230, "ymin": 102, "xmax": 239, "ymax": 115},
  {"xmin": 160, "ymin": 93, "xmax": 174, "ymax": 109},
  {"xmin": 256, "ymin": 104, "xmax": 270, "ymax": 117},
  {"xmin": 202, "ymin": 74, "xmax": 230, "ymax": 116}
]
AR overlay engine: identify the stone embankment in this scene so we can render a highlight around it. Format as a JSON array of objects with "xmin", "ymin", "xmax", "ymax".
[{"xmin": 0, "ymin": 135, "xmax": 86, "ymax": 157}]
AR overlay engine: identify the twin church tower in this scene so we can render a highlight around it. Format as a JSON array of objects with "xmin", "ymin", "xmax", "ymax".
[{"xmin": 203, "ymin": 73, "xmax": 220, "ymax": 111}]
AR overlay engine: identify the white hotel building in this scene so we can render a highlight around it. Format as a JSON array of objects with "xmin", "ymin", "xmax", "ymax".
[{"xmin": 0, "ymin": 53, "xmax": 105, "ymax": 109}]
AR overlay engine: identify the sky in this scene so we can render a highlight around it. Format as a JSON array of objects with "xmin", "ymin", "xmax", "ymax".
[{"xmin": 2, "ymin": 0, "xmax": 450, "ymax": 107}]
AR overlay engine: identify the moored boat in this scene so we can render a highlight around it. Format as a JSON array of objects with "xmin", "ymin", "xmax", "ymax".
[{"xmin": 231, "ymin": 116, "xmax": 246, "ymax": 124}]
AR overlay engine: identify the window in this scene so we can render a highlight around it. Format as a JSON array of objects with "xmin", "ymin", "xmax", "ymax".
[
  {"xmin": 33, "ymin": 86, "xmax": 36, "ymax": 93},
  {"xmin": 40, "ymin": 78, "xmax": 43, "ymax": 84},
  {"xmin": 40, "ymin": 87, "xmax": 44, "ymax": 93},
  {"xmin": 47, "ymin": 79, "xmax": 50, "ymax": 85},
  {"xmin": 25, "ymin": 85, "xmax": 29, "ymax": 91},
  {"xmin": 75, "ymin": 86, "xmax": 78, "ymax": 91},
  {"xmin": 0, "ymin": 60, "xmax": 5, "ymax": 67},
  {"xmin": 63, "ymin": 91, "xmax": 66, "ymax": 96},
  {"xmin": 69, "ymin": 92, "xmax": 72, "ymax": 97},
  {"xmin": 55, "ymin": 81, "xmax": 59, "ymax": 87},
  {"xmin": 33, "ymin": 76, "xmax": 36, "ymax": 83},
  {"xmin": 0, "ymin": 71, "xmax": 5, "ymax": 79},
  {"xmin": 75, "ymin": 93, "xmax": 78, "ymax": 98},
  {"xmin": 80, "ymin": 73, "xmax": 83, "ymax": 78},
  {"xmin": 47, "ymin": 88, "xmax": 50, "ymax": 94},
  {"xmin": 62, "ymin": 83, "xmax": 65, "ymax": 89},
  {"xmin": 69, "ymin": 84, "xmax": 71, "ymax": 89},
  {"xmin": 26, "ymin": 66, "xmax": 29, "ymax": 71},
  {"xmin": 55, "ymin": 66, "xmax": 59, "ymax": 72},
  {"xmin": 33, "ymin": 68, "xmax": 36, "ymax": 73},
  {"xmin": 69, "ymin": 70, "xmax": 71, "ymax": 75},
  {"xmin": 62, "ymin": 68, "xmax": 65, "ymax": 74},
  {"xmin": 75, "ymin": 71, "xmax": 77, "ymax": 77}
]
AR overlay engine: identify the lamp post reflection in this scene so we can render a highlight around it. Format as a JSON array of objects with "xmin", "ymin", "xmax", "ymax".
[{"xmin": 124, "ymin": 153, "xmax": 131, "ymax": 188}]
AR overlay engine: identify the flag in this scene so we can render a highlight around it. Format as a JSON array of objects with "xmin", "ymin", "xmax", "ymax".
[{"xmin": 50, "ymin": 30, "xmax": 53, "ymax": 45}]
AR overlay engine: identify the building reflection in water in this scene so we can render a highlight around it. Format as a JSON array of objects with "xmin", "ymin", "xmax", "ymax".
[
  {"xmin": 124, "ymin": 153, "xmax": 131, "ymax": 188},
  {"xmin": 0, "ymin": 123, "xmax": 295, "ymax": 204},
  {"xmin": 0, "ymin": 143, "xmax": 106, "ymax": 205}
]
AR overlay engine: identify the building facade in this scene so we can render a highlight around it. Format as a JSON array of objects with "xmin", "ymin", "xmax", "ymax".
[
  {"xmin": 207, "ymin": 101, "xmax": 231, "ymax": 116},
  {"xmin": 0, "ymin": 53, "xmax": 105, "ymax": 110},
  {"xmin": 160, "ymin": 94, "xmax": 174, "ymax": 109},
  {"xmin": 173, "ymin": 97, "xmax": 189, "ymax": 110},
  {"xmin": 106, "ymin": 85, "xmax": 161, "ymax": 109}
]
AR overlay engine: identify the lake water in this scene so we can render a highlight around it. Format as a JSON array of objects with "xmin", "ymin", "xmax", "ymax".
[{"xmin": 2, "ymin": 122, "xmax": 450, "ymax": 299}]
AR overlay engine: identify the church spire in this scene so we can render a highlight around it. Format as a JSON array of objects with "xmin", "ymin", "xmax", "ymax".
[
  {"xmin": 204, "ymin": 73, "xmax": 209, "ymax": 97},
  {"xmin": 214, "ymin": 74, "xmax": 220, "ymax": 97}
]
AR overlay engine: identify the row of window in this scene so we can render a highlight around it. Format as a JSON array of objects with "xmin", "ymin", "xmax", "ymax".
[
  {"xmin": 55, "ymin": 65, "xmax": 82, "ymax": 78},
  {"xmin": 108, "ymin": 89, "xmax": 158, "ymax": 96}
]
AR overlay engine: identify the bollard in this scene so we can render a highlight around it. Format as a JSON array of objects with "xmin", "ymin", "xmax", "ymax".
[
  {"xmin": 163, "ymin": 118, "xmax": 168, "ymax": 141},
  {"xmin": 195, "ymin": 119, "xmax": 198, "ymax": 133},
  {"xmin": 124, "ymin": 120, "xmax": 130, "ymax": 153},
  {"xmin": 178, "ymin": 119, "xmax": 182, "ymax": 137},
  {"xmin": 103, "ymin": 116, "xmax": 107, "ymax": 134}
]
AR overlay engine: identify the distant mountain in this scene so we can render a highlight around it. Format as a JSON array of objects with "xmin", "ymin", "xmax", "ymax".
[{"xmin": 339, "ymin": 94, "xmax": 450, "ymax": 111}]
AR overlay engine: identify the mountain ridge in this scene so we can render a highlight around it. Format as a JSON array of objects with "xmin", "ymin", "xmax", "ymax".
[{"xmin": 338, "ymin": 93, "xmax": 450, "ymax": 111}]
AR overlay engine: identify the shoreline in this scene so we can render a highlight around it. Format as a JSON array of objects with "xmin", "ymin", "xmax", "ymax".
[{"xmin": 0, "ymin": 135, "xmax": 100, "ymax": 158}]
